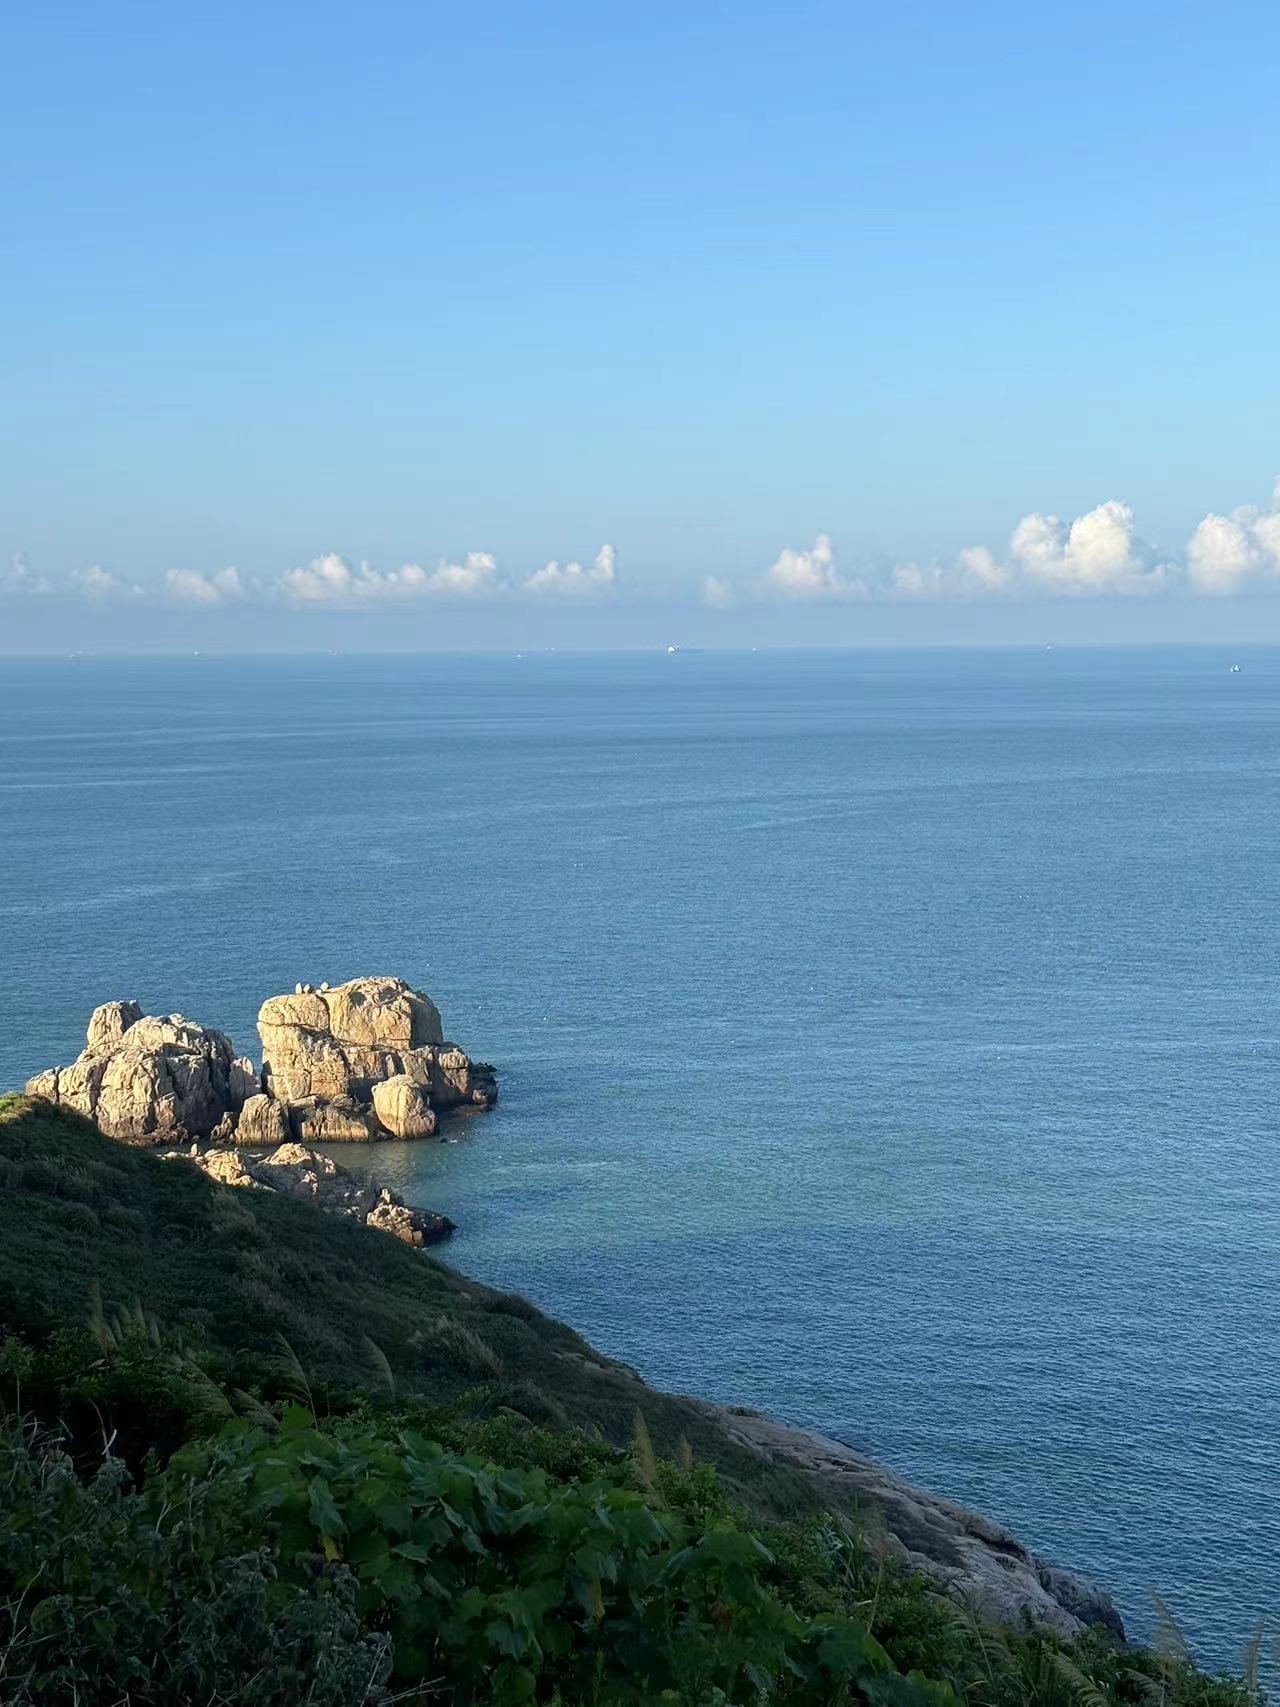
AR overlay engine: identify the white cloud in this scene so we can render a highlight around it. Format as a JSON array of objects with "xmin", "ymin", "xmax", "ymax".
[
  {"xmin": 957, "ymin": 545, "xmax": 1014, "ymax": 592},
  {"xmin": 1187, "ymin": 481, "xmax": 1280, "ymax": 595},
  {"xmin": 891, "ymin": 563, "xmax": 946, "ymax": 599},
  {"xmin": 24, "ymin": 486, "xmax": 1280, "ymax": 615},
  {"xmin": 766, "ymin": 534, "xmax": 867, "ymax": 601},
  {"xmin": 890, "ymin": 551, "xmax": 1015, "ymax": 599},
  {"xmin": 378, "ymin": 552, "xmax": 501, "ymax": 599},
  {"xmin": 279, "ymin": 553, "xmax": 361, "ymax": 603},
  {"xmin": 523, "ymin": 543, "xmax": 617, "ymax": 598},
  {"xmin": 712, "ymin": 501, "xmax": 1171, "ymax": 608},
  {"xmin": 4, "ymin": 552, "xmax": 49, "ymax": 594},
  {"xmin": 278, "ymin": 551, "xmax": 501, "ymax": 605},
  {"xmin": 164, "ymin": 566, "xmax": 247, "ymax": 606},
  {"xmin": 1007, "ymin": 500, "xmax": 1167, "ymax": 594},
  {"xmin": 73, "ymin": 565, "xmax": 140, "ymax": 601}
]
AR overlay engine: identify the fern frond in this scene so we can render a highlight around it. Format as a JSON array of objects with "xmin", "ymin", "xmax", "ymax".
[{"xmin": 1052, "ymin": 1650, "xmax": 1108, "ymax": 1707}]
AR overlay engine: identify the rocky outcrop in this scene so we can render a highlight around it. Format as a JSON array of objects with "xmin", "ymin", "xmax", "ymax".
[
  {"xmin": 23, "ymin": 976, "xmax": 497, "ymax": 1147},
  {"xmin": 693, "ymin": 1402, "xmax": 1123, "ymax": 1639},
  {"xmin": 23, "ymin": 1003, "xmax": 256, "ymax": 1145},
  {"xmin": 164, "ymin": 1140, "xmax": 454, "ymax": 1247},
  {"xmin": 256, "ymin": 977, "xmax": 495, "ymax": 1141}
]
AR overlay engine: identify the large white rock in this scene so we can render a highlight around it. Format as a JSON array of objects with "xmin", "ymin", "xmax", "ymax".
[{"xmin": 256, "ymin": 976, "xmax": 483, "ymax": 1137}]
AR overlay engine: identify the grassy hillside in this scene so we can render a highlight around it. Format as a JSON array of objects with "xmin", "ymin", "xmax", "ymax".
[
  {"xmin": 0, "ymin": 1094, "xmax": 818, "ymax": 1509},
  {"xmin": 0, "ymin": 1095, "xmax": 1258, "ymax": 1707}
]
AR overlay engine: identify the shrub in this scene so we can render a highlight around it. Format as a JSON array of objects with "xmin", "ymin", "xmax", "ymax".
[{"xmin": 0, "ymin": 1422, "xmax": 392, "ymax": 1706}]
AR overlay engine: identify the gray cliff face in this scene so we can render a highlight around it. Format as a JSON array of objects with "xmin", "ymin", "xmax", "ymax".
[
  {"xmin": 695, "ymin": 1402, "xmax": 1123, "ymax": 1640},
  {"xmin": 23, "ymin": 976, "xmax": 497, "ymax": 1148}
]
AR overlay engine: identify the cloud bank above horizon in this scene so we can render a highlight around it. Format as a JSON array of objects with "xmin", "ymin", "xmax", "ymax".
[
  {"xmin": 1, "ymin": 544, "xmax": 621, "ymax": 611},
  {"xmin": 9, "ymin": 482, "xmax": 1280, "ymax": 615}
]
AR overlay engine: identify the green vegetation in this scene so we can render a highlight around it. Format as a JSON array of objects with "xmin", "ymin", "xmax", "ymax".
[{"xmin": 0, "ymin": 1095, "xmax": 1262, "ymax": 1706}]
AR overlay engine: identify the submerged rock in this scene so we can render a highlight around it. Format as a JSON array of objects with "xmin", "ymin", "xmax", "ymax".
[{"xmin": 165, "ymin": 1139, "xmax": 455, "ymax": 1247}]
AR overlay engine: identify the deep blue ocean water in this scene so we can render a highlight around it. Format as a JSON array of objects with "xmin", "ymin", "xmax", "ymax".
[{"xmin": 2, "ymin": 647, "xmax": 1278, "ymax": 1667}]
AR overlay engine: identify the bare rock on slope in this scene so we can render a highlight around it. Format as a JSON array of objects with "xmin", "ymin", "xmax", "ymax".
[
  {"xmin": 166, "ymin": 1139, "xmax": 455, "ymax": 1247},
  {"xmin": 693, "ymin": 1401, "xmax": 1124, "ymax": 1640}
]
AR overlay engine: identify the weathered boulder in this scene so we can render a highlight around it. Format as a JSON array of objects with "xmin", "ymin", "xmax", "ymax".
[
  {"xmin": 164, "ymin": 1140, "xmax": 454, "ymax": 1247},
  {"xmin": 371, "ymin": 1075, "xmax": 437, "ymax": 1139},
  {"xmin": 256, "ymin": 975, "xmax": 493, "ymax": 1138},
  {"xmin": 24, "ymin": 1005, "xmax": 249, "ymax": 1145},
  {"xmin": 229, "ymin": 1056, "xmax": 260, "ymax": 1105},
  {"xmin": 261, "ymin": 1031, "xmax": 354, "ymax": 1105},
  {"xmin": 365, "ymin": 1199, "xmax": 451, "ymax": 1246},
  {"xmin": 196, "ymin": 1149, "xmax": 263, "ymax": 1190},
  {"xmin": 234, "ymin": 1092, "xmax": 291, "ymax": 1147},
  {"xmin": 400, "ymin": 1044, "xmax": 498, "ymax": 1112},
  {"xmin": 289, "ymin": 1096, "xmax": 377, "ymax": 1144},
  {"xmin": 324, "ymin": 977, "xmax": 443, "ymax": 1051}
]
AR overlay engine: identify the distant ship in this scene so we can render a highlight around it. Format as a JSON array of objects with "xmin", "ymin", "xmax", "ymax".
[
  {"xmin": 1229, "ymin": 664, "xmax": 1242, "ymax": 673},
  {"xmin": 665, "ymin": 645, "xmax": 703, "ymax": 655}
]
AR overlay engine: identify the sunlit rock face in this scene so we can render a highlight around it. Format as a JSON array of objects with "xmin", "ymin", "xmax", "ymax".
[
  {"xmin": 23, "ymin": 1003, "xmax": 252, "ymax": 1145},
  {"xmin": 257, "ymin": 976, "xmax": 495, "ymax": 1138},
  {"xmin": 24, "ymin": 976, "xmax": 496, "ymax": 1146}
]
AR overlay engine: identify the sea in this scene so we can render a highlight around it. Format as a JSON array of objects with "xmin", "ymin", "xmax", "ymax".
[{"xmin": 2, "ymin": 646, "xmax": 1277, "ymax": 1669}]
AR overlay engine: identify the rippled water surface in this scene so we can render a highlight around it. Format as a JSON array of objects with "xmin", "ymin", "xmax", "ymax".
[{"xmin": 2, "ymin": 648, "xmax": 1278, "ymax": 1665}]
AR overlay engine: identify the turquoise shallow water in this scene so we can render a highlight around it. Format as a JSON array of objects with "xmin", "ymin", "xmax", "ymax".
[{"xmin": 2, "ymin": 647, "xmax": 1278, "ymax": 1666}]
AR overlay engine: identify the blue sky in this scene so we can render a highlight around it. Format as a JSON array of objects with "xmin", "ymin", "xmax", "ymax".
[{"xmin": 5, "ymin": 0, "xmax": 1280, "ymax": 649}]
